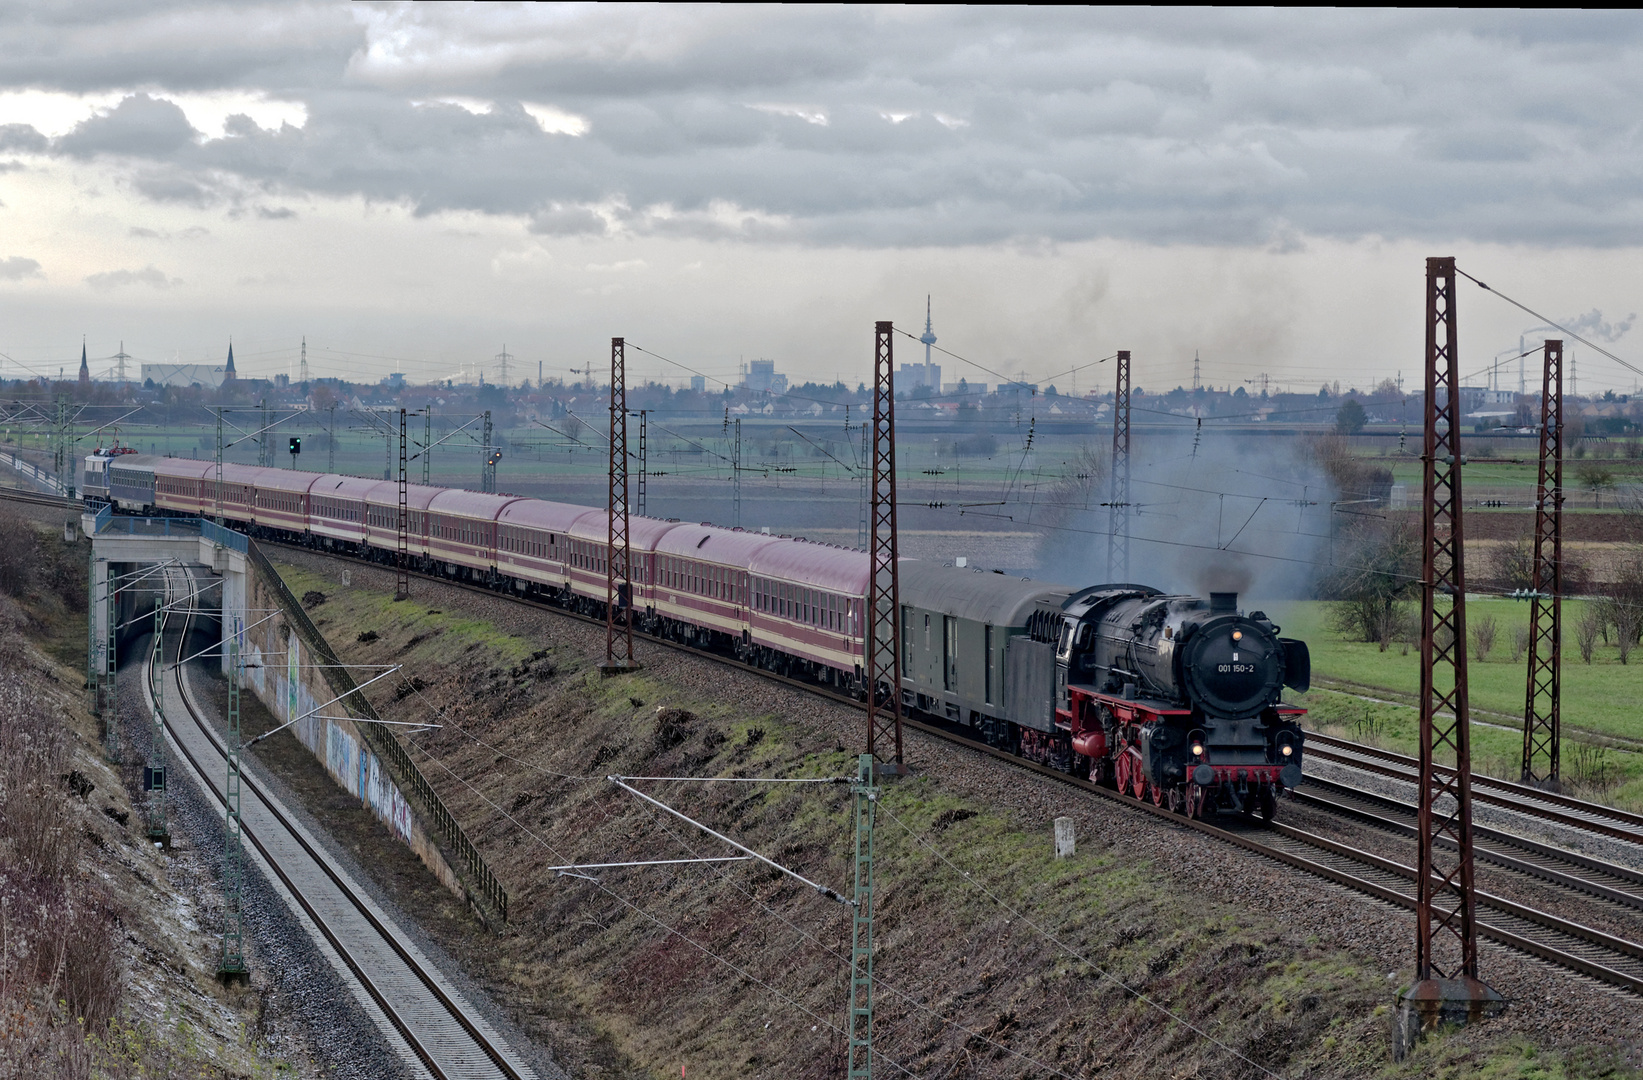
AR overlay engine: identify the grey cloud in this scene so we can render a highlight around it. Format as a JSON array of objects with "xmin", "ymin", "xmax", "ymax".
[
  {"xmin": 85, "ymin": 264, "xmax": 182, "ymax": 290},
  {"xmin": 9, "ymin": 9, "xmax": 1643, "ymax": 247},
  {"xmin": 129, "ymin": 224, "xmax": 211, "ymax": 239},
  {"xmin": 0, "ymin": 124, "xmax": 48, "ymax": 152},
  {"xmin": 0, "ymin": 255, "xmax": 43, "ymax": 280},
  {"xmin": 256, "ymin": 205, "xmax": 296, "ymax": 219},
  {"xmin": 58, "ymin": 93, "xmax": 197, "ymax": 158}
]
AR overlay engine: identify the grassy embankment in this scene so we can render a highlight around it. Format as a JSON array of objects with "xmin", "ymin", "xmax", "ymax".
[
  {"xmin": 271, "ymin": 556, "xmax": 1636, "ymax": 1079},
  {"xmin": 1271, "ymin": 599, "xmax": 1643, "ymax": 810}
]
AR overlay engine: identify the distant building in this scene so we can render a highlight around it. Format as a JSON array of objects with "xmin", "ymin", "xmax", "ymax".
[
  {"xmin": 385, "ymin": 372, "xmax": 406, "ymax": 390},
  {"xmin": 743, "ymin": 359, "xmax": 787, "ymax": 394},
  {"xmin": 224, "ymin": 342, "xmax": 236, "ymax": 383},
  {"xmin": 142, "ymin": 363, "xmax": 230, "ymax": 389},
  {"xmin": 78, "ymin": 342, "xmax": 89, "ymax": 386},
  {"xmin": 690, "ymin": 375, "xmax": 706, "ymax": 393}
]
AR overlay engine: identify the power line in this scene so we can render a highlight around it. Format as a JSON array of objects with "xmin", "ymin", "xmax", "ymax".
[{"xmin": 1455, "ymin": 266, "xmax": 1643, "ymax": 382}]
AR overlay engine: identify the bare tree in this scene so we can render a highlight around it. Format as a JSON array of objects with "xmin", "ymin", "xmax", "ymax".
[
  {"xmin": 1471, "ymin": 614, "xmax": 1498, "ymax": 661},
  {"xmin": 1576, "ymin": 609, "xmax": 1601, "ymax": 663}
]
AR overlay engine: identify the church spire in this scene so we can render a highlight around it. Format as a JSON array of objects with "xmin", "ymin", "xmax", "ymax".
[
  {"xmin": 78, "ymin": 338, "xmax": 89, "ymax": 386},
  {"xmin": 225, "ymin": 339, "xmax": 236, "ymax": 382}
]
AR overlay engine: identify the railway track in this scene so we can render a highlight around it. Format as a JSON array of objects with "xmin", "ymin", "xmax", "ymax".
[
  {"xmin": 151, "ymin": 564, "xmax": 538, "ymax": 1080},
  {"xmin": 1305, "ymin": 732, "xmax": 1643, "ymax": 847}
]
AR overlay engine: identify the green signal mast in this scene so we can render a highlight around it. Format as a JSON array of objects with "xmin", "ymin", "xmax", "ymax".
[{"xmin": 218, "ymin": 619, "xmax": 249, "ymax": 985}]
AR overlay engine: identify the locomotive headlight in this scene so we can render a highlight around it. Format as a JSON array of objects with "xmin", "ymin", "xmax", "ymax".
[
  {"xmin": 1281, "ymin": 744, "xmax": 1293, "ymax": 757},
  {"xmin": 1191, "ymin": 742, "xmax": 1204, "ymax": 757},
  {"xmin": 1231, "ymin": 630, "xmax": 1243, "ymax": 642}
]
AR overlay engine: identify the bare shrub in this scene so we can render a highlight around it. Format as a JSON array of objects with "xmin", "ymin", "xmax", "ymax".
[
  {"xmin": 1576, "ymin": 609, "xmax": 1601, "ymax": 663},
  {"xmin": 1617, "ymin": 604, "xmax": 1641, "ymax": 665},
  {"xmin": 1471, "ymin": 615, "xmax": 1498, "ymax": 661},
  {"xmin": 1510, "ymin": 625, "xmax": 1530, "ymax": 663},
  {"xmin": 1567, "ymin": 742, "xmax": 1619, "ymax": 794},
  {"xmin": 1486, "ymin": 535, "xmax": 1535, "ymax": 593},
  {"xmin": 0, "ymin": 507, "xmax": 39, "ymax": 598},
  {"xmin": 0, "ymin": 677, "xmax": 80, "ymax": 883}
]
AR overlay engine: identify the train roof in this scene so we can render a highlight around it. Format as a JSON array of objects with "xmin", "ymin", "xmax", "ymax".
[
  {"xmin": 498, "ymin": 498, "xmax": 599, "ymax": 534},
  {"xmin": 152, "ymin": 457, "xmax": 219, "ymax": 479},
  {"xmin": 427, "ymin": 489, "xmax": 527, "ymax": 520},
  {"xmin": 749, "ymin": 538, "xmax": 869, "ymax": 592},
  {"xmin": 898, "ymin": 561, "xmax": 1072, "ymax": 626},
  {"xmin": 655, "ymin": 522, "xmax": 783, "ymax": 567},
  {"xmin": 567, "ymin": 509, "xmax": 686, "ymax": 550},
  {"xmin": 360, "ymin": 479, "xmax": 446, "ymax": 510},
  {"xmin": 309, "ymin": 474, "xmax": 385, "ymax": 502},
  {"xmin": 249, "ymin": 467, "xmax": 322, "ymax": 495}
]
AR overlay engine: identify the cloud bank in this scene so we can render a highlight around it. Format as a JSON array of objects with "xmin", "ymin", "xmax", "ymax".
[{"xmin": 1, "ymin": 6, "xmax": 1641, "ymax": 248}]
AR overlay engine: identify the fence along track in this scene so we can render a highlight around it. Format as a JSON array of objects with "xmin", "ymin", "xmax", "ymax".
[
  {"xmin": 156, "ymin": 565, "xmax": 534, "ymax": 1080},
  {"xmin": 246, "ymin": 539, "xmax": 510, "ymax": 922}
]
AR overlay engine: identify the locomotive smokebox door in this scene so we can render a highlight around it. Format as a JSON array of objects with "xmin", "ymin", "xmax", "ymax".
[{"xmin": 1181, "ymin": 623, "xmax": 1282, "ymax": 721}]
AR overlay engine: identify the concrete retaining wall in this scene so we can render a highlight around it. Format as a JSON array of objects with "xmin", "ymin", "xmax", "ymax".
[{"xmin": 238, "ymin": 564, "xmax": 465, "ymax": 902}]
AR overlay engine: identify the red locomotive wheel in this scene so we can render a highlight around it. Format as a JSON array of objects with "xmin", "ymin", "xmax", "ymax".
[
  {"xmin": 1115, "ymin": 748, "xmax": 1132, "ymax": 796},
  {"xmin": 1150, "ymin": 779, "xmax": 1166, "ymax": 807},
  {"xmin": 1168, "ymin": 787, "xmax": 1183, "ymax": 814},
  {"xmin": 1186, "ymin": 785, "xmax": 1205, "ymax": 819}
]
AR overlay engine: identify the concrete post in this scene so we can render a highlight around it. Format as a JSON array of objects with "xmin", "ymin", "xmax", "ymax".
[{"xmin": 1054, "ymin": 816, "xmax": 1075, "ymax": 859}]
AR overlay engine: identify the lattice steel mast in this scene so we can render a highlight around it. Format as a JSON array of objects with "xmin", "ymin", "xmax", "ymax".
[
  {"xmin": 396, "ymin": 408, "xmax": 410, "ymax": 601},
  {"xmin": 1396, "ymin": 256, "xmax": 1502, "ymax": 1056},
  {"xmin": 1107, "ymin": 350, "xmax": 1131, "ymax": 580},
  {"xmin": 865, "ymin": 322, "xmax": 904, "ymax": 769},
  {"xmin": 481, "ymin": 410, "xmax": 495, "ymax": 492},
  {"xmin": 635, "ymin": 409, "xmax": 647, "ymax": 517},
  {"xmin": 732, "ymin": 418, "xmax": 742, "ymax": 530},
  {"xmin": 1521, "ymin": 340, "xmax": 1564, "ymax": 786},
  {"xmin": 605, "ymin": 338, "xmax": 635, "ymax": 672}
]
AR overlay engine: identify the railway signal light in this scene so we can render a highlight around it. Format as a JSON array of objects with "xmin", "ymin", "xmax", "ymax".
[
  {"xmin": 289, "ymin": 436, "xmax": 301, "ymax": 454},
  {"xmin": 487, "ymin": 449, "xmax": 503, "ymax": 467}
]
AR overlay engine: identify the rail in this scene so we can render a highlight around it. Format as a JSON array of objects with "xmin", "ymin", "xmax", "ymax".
[{"xmin": 246, "ymin": 538, "xmax": 510, "ymax": 922}]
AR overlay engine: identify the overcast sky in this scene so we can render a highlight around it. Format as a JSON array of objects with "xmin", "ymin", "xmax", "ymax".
[{"xmin": 2, "ymin": 5, "xmax": 1641, "ymax": 394}]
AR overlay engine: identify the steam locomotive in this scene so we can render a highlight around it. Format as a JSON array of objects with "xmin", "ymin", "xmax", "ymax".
[{"xmin": 82, "ymin": 450, "xmax": 1309, "ymax": 819}]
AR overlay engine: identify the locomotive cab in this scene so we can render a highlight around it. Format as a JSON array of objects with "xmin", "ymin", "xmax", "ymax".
[{"xmin": 1057, "ymin": 586, "xmax": 1312, "ymax": 820}]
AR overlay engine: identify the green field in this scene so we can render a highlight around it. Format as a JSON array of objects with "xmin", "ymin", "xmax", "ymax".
[{"xmin": 1271, "ymin": 599, "xmax": 1643, "ymax": 811}]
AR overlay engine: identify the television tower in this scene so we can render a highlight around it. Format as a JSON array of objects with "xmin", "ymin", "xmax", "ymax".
[
  {"xmin": 300, "ymin": 337, "xmax": 309, "ymax": 384},
  {"xmin": 920, "ymin": 296, "xmax": 937, "ymax": 390},
  {"xmin": 1193, "ymin": 350, "xmax": 1201, "ymax": 391}
]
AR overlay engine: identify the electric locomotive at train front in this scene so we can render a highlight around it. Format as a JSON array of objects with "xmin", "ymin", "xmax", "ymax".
[{"xmin": 1057, "ymin": 587, "xmax": 1310, "ymax": 819}]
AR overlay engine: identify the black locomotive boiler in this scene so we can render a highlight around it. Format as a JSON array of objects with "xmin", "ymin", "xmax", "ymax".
[
  {"xmin": 896, "ymin": 569, "xmax": 1310, "ymax": 820},
  {"xmin": 1058, "ymin": 587, "xmax": 1309, "ymax": 818}
]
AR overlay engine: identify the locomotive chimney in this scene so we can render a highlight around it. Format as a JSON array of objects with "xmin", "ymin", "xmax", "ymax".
[{"xmin": 1209, "ymin": 592, "xmax": 1237, "ymax": 613}]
